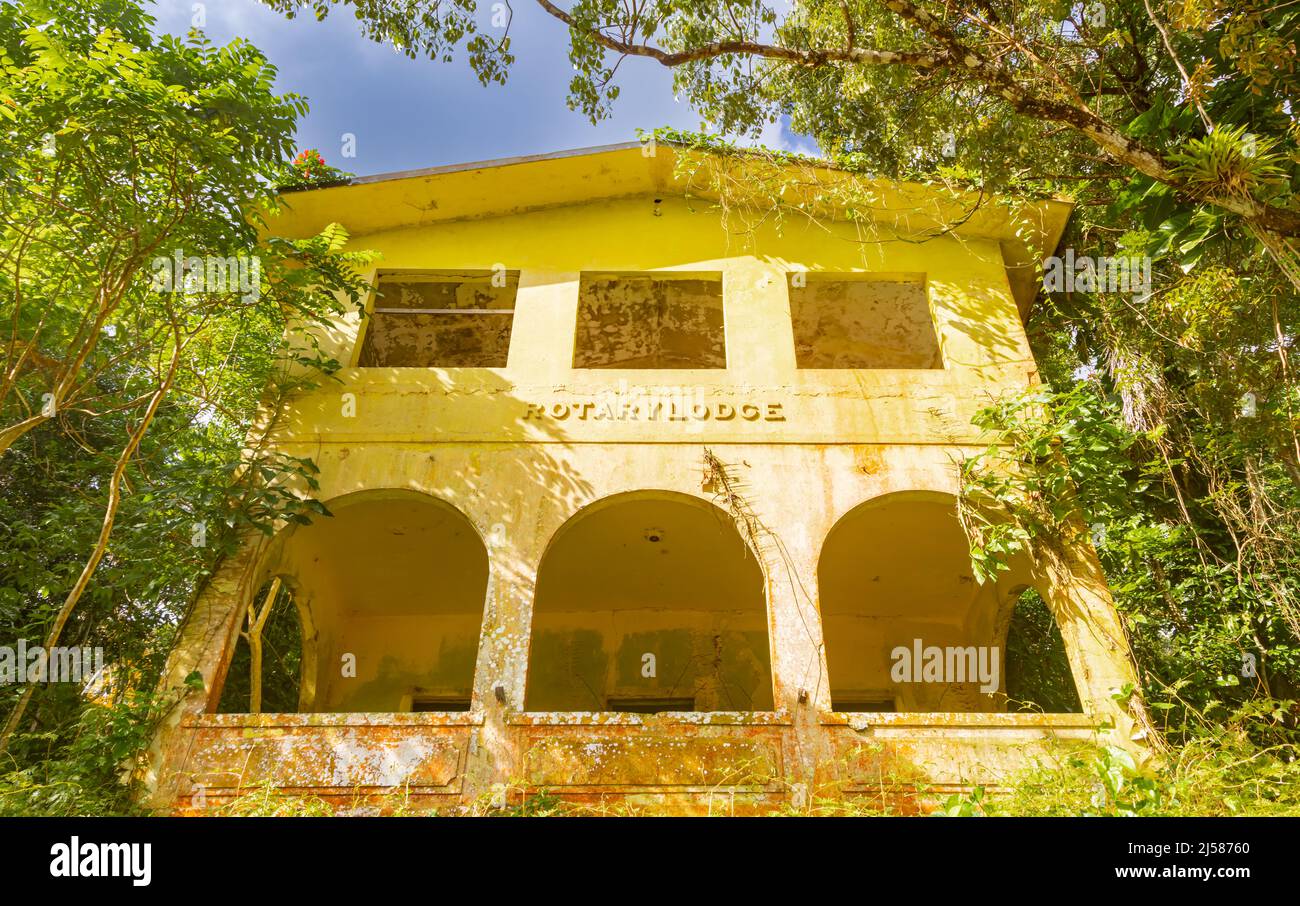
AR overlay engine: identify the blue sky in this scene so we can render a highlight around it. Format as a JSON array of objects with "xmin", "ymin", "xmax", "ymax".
[{"xmin": 151, "ymin": 0, "xmax": 818, "ymax": 177}]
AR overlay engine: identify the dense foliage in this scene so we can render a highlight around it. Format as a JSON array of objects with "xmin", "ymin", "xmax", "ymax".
[{"xmin": 0, "ymin": 0, "xmax": 369, "ymax": 813}]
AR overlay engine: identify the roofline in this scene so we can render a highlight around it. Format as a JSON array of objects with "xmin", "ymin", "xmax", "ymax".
[
  {"xmin": 283, "ymin": 140, "xmax": 1071, "ymax": 210},
  {"xmin": 285, "ymin": 142, "xmax": 650, "ymax": 193},
  {"xmin": 268, "ymin": 141, "xmax": 1073, "ymax": 321}
]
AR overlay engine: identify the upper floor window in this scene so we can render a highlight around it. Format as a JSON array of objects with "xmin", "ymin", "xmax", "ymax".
[
  {"xmin": 573, "ymin": 272, "xmax": 726, "ymax": 369},
  {"xmin": 788, "ymin": 274, "xmax": 942, "ymax": 369},
  {"xmin": 358, "ymin": 270, "xmax": 519, "ymax": 367}
]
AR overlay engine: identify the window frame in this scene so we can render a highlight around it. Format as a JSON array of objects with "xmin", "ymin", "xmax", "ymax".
[
  {"xmin": 786, "ymin": 271, "xmax": 944, "ymax": 371},
  {"xmin": 352, "ymin": 268, "xmax": 520, "ymax": 369},
  {"xmin": 571, "ymin": 269, "xmax": 730, "ymax": 371}
]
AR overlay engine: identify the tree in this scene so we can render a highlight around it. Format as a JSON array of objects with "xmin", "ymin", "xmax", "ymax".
[{"xmin": 0, "ymin": 0, "xmax": 370, "ymax": 762}]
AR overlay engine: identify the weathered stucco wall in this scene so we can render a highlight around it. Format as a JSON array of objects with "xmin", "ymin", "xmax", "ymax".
[
  {"xmin": 143, "ymin": 153, "xmax": 1142, "ymax": 815},
  {"xmin": 574, "ymin": 274, "xmax": 727, "ymax": 369},
  {"xmin": 357, "ymin": 272, "xmax": 518, "ymax": 368},
  {"xmin": 789, "ymin": 276, "xmax": 942, "ymax": 369}
]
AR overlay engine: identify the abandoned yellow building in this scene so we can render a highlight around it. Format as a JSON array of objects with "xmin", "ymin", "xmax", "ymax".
[{"xmin": 144, "ymin": 142, "xmax": 1145, "ymax": 814}]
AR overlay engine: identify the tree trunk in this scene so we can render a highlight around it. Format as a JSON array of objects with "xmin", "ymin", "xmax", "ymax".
[
  {"xmin": 246, "ymin": 577, "xmax": 281, "ymax": 715},
  {"xmin": 0, "ymin": 342, "xmax": 181, "ymax": 753}
]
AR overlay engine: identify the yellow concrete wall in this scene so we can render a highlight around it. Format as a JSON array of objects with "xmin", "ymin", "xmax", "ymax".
[
  {"xmin": 255, "ymin": 189, "xmax": 1043, "ymax": 716},
  {"xmin": 272, "ymin": 194, "xmax": 1037, "ymax": 449},
  {"xmin": 526, "ymin": 611, "xmax": 772, "ymax": 712},
  {"xmin": 146, "ymin": 164, "xmax": 1148, "ymax": 811}
]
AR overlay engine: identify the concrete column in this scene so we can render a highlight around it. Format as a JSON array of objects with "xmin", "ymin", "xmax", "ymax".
[
  {"xmin": 724, "ymin": 258, "xmax": 798, "ymax": 383},
  {"xmin": 1034, "ymin": 534, "xmax": 1147, "ymax": 750},
  {"xmin": 461, "ymin": 491, "xmax": 547, "ymax": 806},
  {"xmin": 141, "ymin": 530, "xmax": 267, "ymax": 809},
  {"xmin": 506, "ymin": 271, "xmax": 580, "ymax": 382},
  {"xmin": 758, "ymin": 507, "xmax": 832, "ymax": 804}
]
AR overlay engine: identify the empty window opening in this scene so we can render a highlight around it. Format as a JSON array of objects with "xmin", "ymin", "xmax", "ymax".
[
  {"xmin": 525, "ymin": 491, "xmax": 773, "ymax": 712},
  {"xmin": 358, "ymin": 271, "xmax": 518, "ymax": 367},
  {"xmin": 830, "ymin": 695, "xmax": 896, "ymax": 713},
  {"xmin": 408, "ymin": 693, "xmax": 473, "ymax": 713},
  {"xmin": 819, "ymin": 492, "xmax": 1053, "ymax": 713},
  {"xmin": 1003, "ymin": 588, "xmax": 1082, "ymax": 714},
  {"xmin": 605, "ymin": 696, "xmax": 697, "ymax": 714},
  {"xmin": 573, "ymin": 273, "xmax": 726, "ymax": 369},
  {"xmin": 789, "ymin": 275, "xmax": 942, "ymax": 369},
  {"xmin": 217, "ymin": 578, "xmax": 304, "ymax": 714}
]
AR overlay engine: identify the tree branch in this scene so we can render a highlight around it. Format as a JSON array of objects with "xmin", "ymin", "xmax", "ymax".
[
  {"xmin": 532, "ymin": 0, "xmax": 1300, "ymax": 238},
  {"xmin": 532, "ymin": 0, "xmax": 948, "ymax": 69}
]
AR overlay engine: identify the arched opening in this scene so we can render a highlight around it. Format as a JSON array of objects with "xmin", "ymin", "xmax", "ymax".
[
  {"xmin": 1003, "ymin": 587, "xmax": 1082, "ymax": 713},
  {"xmin": 525, "ymin": 491, "xmax": 773, "ymax": 712},
  {"xmin": 818, "ymin": 491, "xmax": 1064, "ymax": 713},
  {"xmin": 222, "ymin": 490, "xmax": 489, "ymax": 713}
]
